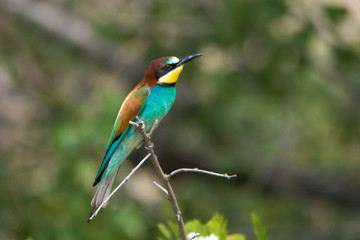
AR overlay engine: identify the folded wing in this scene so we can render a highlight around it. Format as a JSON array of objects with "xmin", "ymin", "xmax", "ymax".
[{"xmin": 92, "ymin": 84, "xmax": 150, "ymax": 186}]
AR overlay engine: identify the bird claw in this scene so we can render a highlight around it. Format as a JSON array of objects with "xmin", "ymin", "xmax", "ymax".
[
  {"xmin": 148, "ymin": 120, "xmax": 159, "ymax": 136},
  {"xmin": 138, "ymin": 121, "xmax": 145, "ymax": 131},
  {"xmin": 145, "ymin": 143, "xmax": 154, "ymax": 150}
]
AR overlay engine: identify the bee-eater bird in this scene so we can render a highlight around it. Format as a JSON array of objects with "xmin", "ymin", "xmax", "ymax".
[{"xmin": 89, "ymin": 53, "xmax": 202, "ymax": 220}]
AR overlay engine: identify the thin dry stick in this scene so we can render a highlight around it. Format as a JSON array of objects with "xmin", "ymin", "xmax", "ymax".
[
  {"xmin": 130, "ymin": 118, "xmax": 189, "ymax": 240},
  {"xmin": 88, "ymin": 153, "xmax": 151, "ymax": 221},
  {"xmin": 153, "ymin": 181, "xmax": 168, "ymax": 195},
  {"xmin": 189, "ymin": 233, "xmax": 201, "ymax": 240},
  {"xmin": 168, "ymin": 168, "xmax": 237, "ymax": 180}
]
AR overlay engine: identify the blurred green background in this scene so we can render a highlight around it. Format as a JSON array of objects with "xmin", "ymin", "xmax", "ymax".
[{"xmin": 1, "ymin": 0, "xmax": 360, "ymax": 239}]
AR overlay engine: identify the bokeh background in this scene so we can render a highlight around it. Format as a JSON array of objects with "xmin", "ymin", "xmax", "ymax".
[{"xmin": 1, "ymin": 0, "xmax": 360, "ymax": 239}]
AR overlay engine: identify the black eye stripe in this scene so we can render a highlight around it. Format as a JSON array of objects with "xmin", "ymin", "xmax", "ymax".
[
  {"xmin": 155, "ymin": 63, "xmax": 176, "ymax": 79},
  {"xmin": 164, "ymin": 63, "xmax": 176, "ymax": 70}
]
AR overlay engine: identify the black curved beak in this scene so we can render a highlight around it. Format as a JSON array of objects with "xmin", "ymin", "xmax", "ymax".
[{"xmin": 176, "ymin": 53, "xmax": 202, "ymax": 67}]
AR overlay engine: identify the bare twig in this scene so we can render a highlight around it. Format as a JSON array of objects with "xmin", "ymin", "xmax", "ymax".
[
  {"xmin": 153, "ymin": 181, "xmax": 168, "ymax": 196},
  {"xmin": 189, "ymin": 233, "xmax": 201, "ymax": 240},
  {"xmin": 88, "ymin": 153, "xmax": 151, "ymax": 222},
  {"xmin": 149, "ymin": 119, "xmax": 159, "ymax": 136},
  {"xmin": 130, "ymin": 119, "xmax": 189, "ymax": 240},
  {"xmin": 168, "ymin": 168, "xmax": 237, "ymax": 180}
]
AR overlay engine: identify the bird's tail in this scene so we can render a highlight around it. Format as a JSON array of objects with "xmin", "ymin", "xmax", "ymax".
[{"xmin": 88, "ymin": 168, "xmax": 119, "ymax": 222}]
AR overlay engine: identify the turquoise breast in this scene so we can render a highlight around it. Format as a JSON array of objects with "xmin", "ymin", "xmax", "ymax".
[
  {"xmin": 106, "ymin": 85, "xmax": 176, "ymax": 175},
  {"xmin": 139, "ymin": 85, "xmax": 176, "ymax": 128}
]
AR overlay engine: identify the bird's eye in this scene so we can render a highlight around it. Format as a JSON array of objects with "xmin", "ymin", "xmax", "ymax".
[{"xmin": 164, "ymin": 64, "xmax": 172, "ymax": 70}]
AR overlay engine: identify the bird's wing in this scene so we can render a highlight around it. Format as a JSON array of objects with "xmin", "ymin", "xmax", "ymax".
[{"xmin": 93, "ymin": 84, "xmax": 150, "ymax": 186}]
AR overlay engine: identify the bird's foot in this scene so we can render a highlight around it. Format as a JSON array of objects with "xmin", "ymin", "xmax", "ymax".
[{"xmin": 145, "ymin": 142, "xmax": 154, "ymax": 150}]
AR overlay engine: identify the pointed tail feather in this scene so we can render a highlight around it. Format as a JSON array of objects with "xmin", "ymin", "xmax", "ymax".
[
  {"xmin": 87, "ymin": 206, "xmax": 96, "ymax": 223},
  {"xmin": 88, "ymin": 168, "xmax": 119, "ymax": 222}
]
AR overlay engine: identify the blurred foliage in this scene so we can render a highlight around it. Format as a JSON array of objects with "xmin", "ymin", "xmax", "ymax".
[
  {"xmin": 251, "ymin": 212, "xmax": 269, "ymax": 240},
  {"xmin": 1, "ymin": 0, "xmax": 360, "ymax": 239},
  {"xmin": 158, "ymin": 213, "xmax": 245, "ymax": 240}
]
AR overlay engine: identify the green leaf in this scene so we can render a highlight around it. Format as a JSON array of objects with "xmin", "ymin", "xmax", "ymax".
[
  {"xmin": 159, "ymin": 213, "xmax": 244, "ymax": 240},
  {"xmin": 185, "ymin": 219, "xmax": 205, "ymax": 235},
  {"xmin": 251, "ymin": 212, "xmax": 269, "ymax": 240},
  {"xmin": 157, "ymin": 223, "xmax": 172, "ymax": 240},
  {"xmin": 167, "ymin": 220, "xmax": 180, "ymax": 238},
  {"xmin": 206, "ymin": 213, "xmax": 228, "ymax": 239},
  {"xmin": 226, "ymin": 233, "xmax": 246, "ymax": 240}
]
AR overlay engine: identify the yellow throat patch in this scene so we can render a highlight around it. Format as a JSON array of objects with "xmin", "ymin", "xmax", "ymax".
[{"xmin": 159, "ymin": 65, "xmax": 184, "ymax": 84}]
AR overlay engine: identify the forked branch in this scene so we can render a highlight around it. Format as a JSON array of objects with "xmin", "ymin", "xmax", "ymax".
[
  {"xmin": 130, "ymin": 117, "xmax": 237, "ymax": 240},
  {"xmin": 90, "ymin": 116, "xmax": 237, "ymax": 240},
  {"xmin": 130, "ymin": 117, "xmax": 188, "ymax": 240}
]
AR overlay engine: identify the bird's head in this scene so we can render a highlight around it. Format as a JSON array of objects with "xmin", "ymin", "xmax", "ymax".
[{"xmin": 143, "ymin": 53, "xmax": 202, "ymax": 87}]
